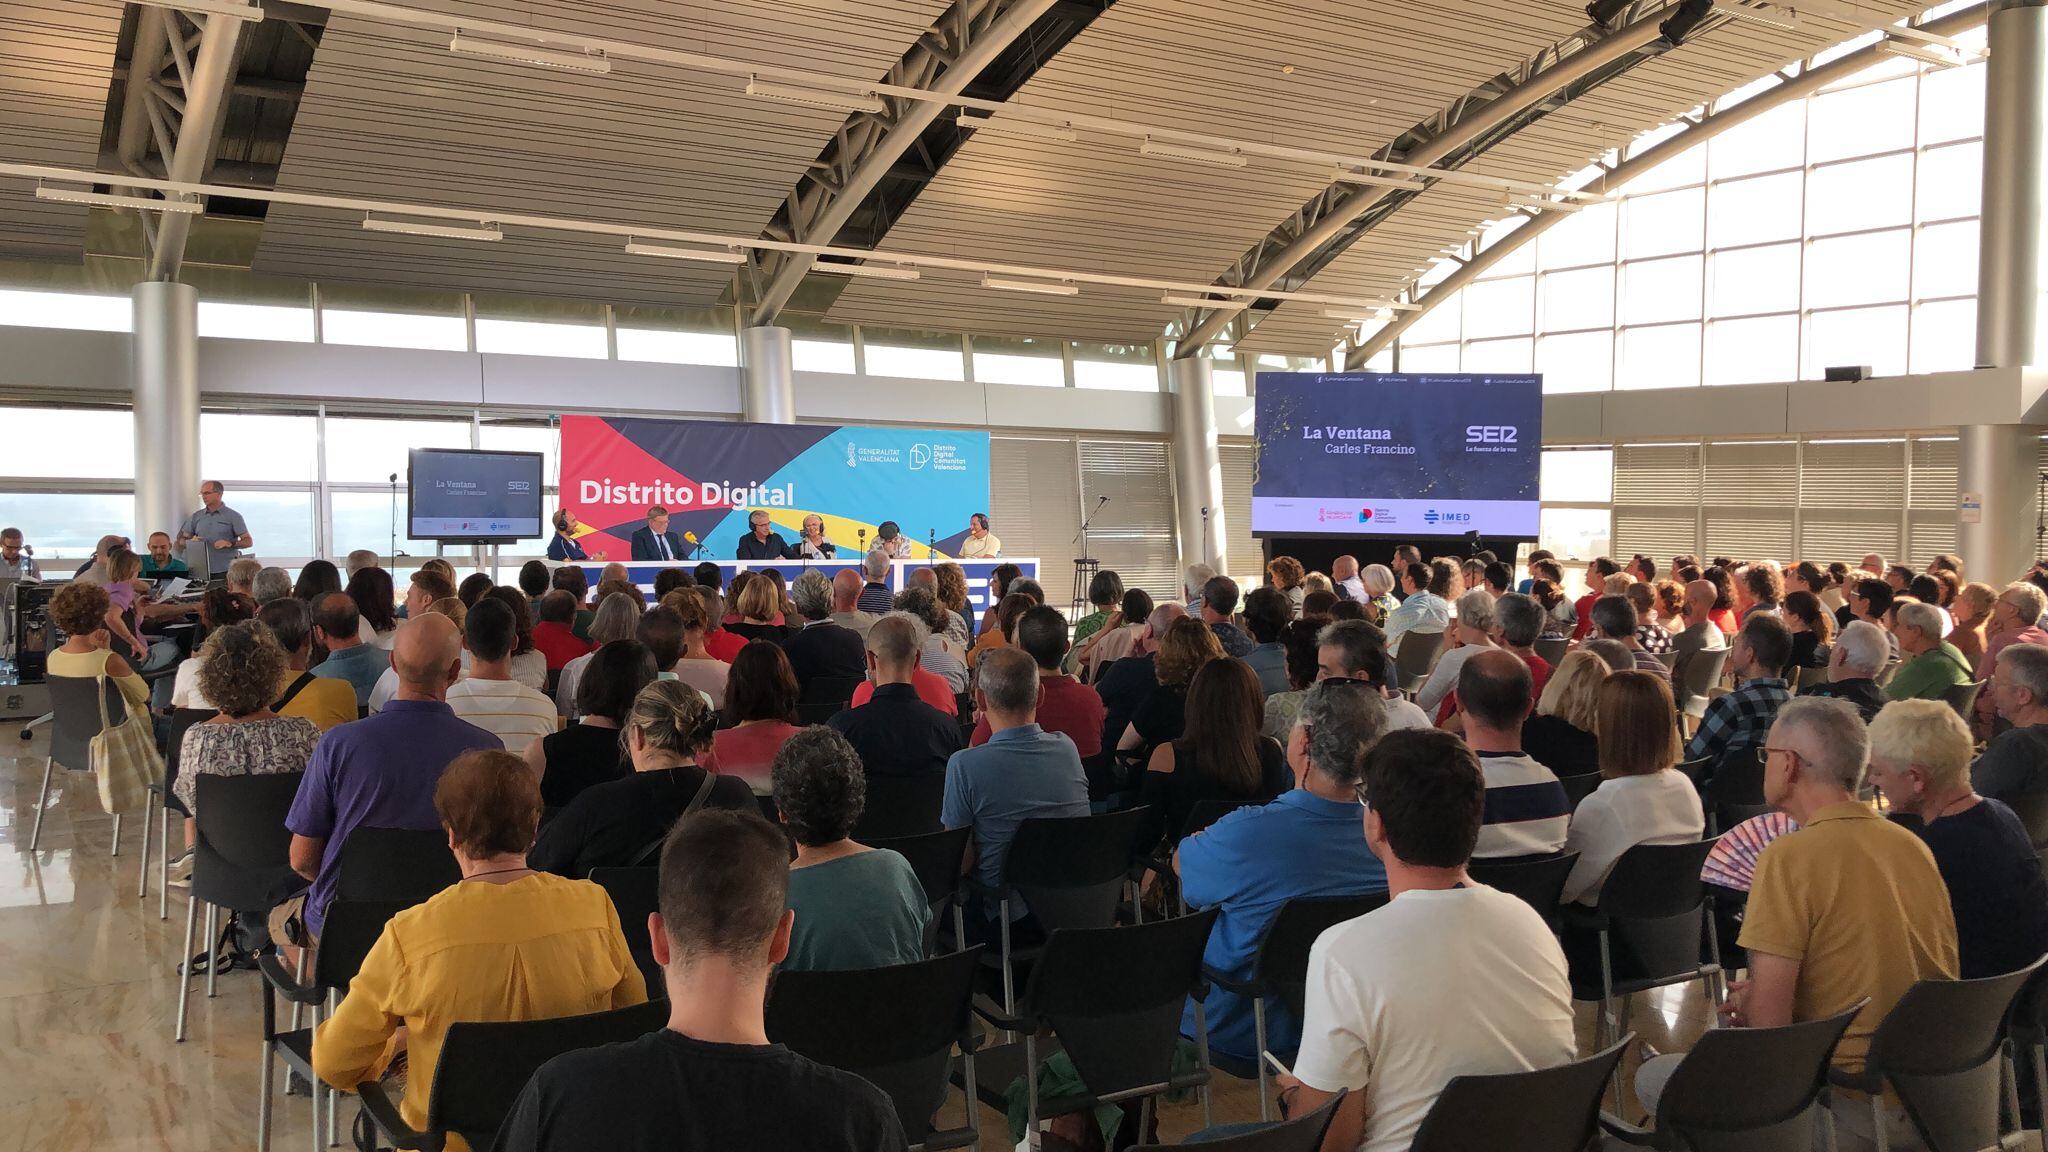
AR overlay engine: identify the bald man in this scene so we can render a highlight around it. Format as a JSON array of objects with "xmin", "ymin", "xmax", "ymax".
[
  {"xmin": 1332, "ymin": 555, "xmax": 1366, "ymax": 604},
  {"xmin": 829, "ymin": 567, "xmax": 876, "ymax": 637},
  {"xmin": 1670, "ymin": 578, "xmax": 1729, "ymax": 712},
  {"xmin": 280, "ymin": 613, "xmax": 497, "ymax": 946}
]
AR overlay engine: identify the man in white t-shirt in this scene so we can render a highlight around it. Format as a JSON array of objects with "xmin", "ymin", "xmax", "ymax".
[
  {"xmin": 1456, "ymin": 649, "xmax": 1572, "ymax": 860},
  {"xmin": 1278, "ymin": 727, "xmax": 1575, "ymax": 1152},
  {"xmin": 443, "ymin": 597, "xmax": 557, "ymax": 752},
  {"xmin": 1315, "ymin": 618, "xmax": 1431, "ymax": 731}
]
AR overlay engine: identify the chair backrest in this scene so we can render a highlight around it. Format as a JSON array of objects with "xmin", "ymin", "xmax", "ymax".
[
  {"xmin": 1408, "ymin": 1036, "xmax": 1630, "ymax": 1152},
  {"xmin": 1253, "ymin": 893, "xmax": 1392, "ymax": 1017},
  {"xmin": 46, "ymin": 671, "xmax": 126, "ymax": 771},
  {"xmin": 427, "ymin": 1000, "xmax": 669, "ymax": 1148},
  {"xmin": 1865, "ymin": 958, "xmax": 2046, "ymax": 1152},
  {"xmin": 2007, "ymin": 792, "xmax": 2048, "ymax": 856},
  {"xmin": 588, "ymin": 866, "xmax": 661, "ymax": 990},
  {"xmin": 796, "ymin": 700, "xmax": 847, "ymax": 726},
  {"xmin": 1005, "ymin": 806, "xmax": 1150, "ymax": 934},
  {"xmin": 192, "ymin": 772, "xmax": 307, "ymax": 911},
  {"xmin": 799, "ymin": 674, "xmax": 866, "ymax": 708},
  {"xmin": 1129, "ymin": 1091, "xmax": 1346, "ymax": 1152},
  {"xmin": 331, "ymin": 826, "xmax": 461, "ymax": 906},
  {"xmin": 1942, "ymin": 680, "xmax": 1984, "ymax": 721},
  {"xmin": 1533, "ymin": 637, "xmax": 1569, "ymax": 668},
  {"xmin": 314, "ymin": 899, "xmax": 412, "ymax": 995},
  {"xmin": 160, "ymin": 706, "xmax": 216, "ymax": 815},
  {"xmin": 1677, "ymin": 647, "xmax": 1731, "ymax": 706},
  {"xmin": 1394, "ymin": 631, "xmax": 1445, "ymax": 690},
  {"xmin": 1557, "ymin": 773, "xmax": 1602, "ymax": 810},
  {"xmin": 1021, "ymin": 910, "xmax": 1219, "ymax": 1107},
  {"xmin": 1655, "ymin": 1001, "xmax": 1865, "ymax": 1152},
  {"xmin": 851, "ymin": 771, "xmax": 946, "ymax": 841},
  {"xmin": 864, "ymin": 826, "xmax": 971, "ymax": 910},
  {"xmin": 1594, "ymin": 839, "xmax": 1718, "ymax": 984},
  {"xmin": 765, "ymin": 947, "xmax": 983, "ymax": 1144},
  {"xmin": 1467, "ymin": 853, "xmax": 1577, "ymax": 929}
]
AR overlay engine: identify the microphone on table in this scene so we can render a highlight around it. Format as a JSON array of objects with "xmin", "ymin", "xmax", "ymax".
[{"xmin": 684, "ymin": 531, "xmax": 702, "ymax": 559}]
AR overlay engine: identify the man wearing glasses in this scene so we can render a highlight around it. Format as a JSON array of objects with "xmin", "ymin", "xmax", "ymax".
[
  {"xmin": 1974, "ymin": 582, "xmax": 2048, "ymax": 737},
  {"xmin": 1683, "ymin": 613, "xmax": 1794, "ymax": 775},
  {"xmin": 175, "ymin": 480, "xmax": 252, "ymax": 577},
  {"xmin": 1637, "ymin": 698, "xmax": 1955, "ymax": 1151}
]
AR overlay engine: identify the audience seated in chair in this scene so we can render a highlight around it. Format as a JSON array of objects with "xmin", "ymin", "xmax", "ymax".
[
  {"xmin": 780, "ymin": 570, "xmax": 867, "ymax": 689},
  {"xmin": 524, "ymin": 640, "xmax": 654, "ymax": 812},
  {"xmin": 1095, "ymin": 601, "xmax": 1186, "ymax": 752},
  {"xmin": 1975, "ymin": 582, "xmax": 2048, "ymax": 735},
  {"xmin": 1973, "ymin": 642, "xmax": 2048, "ymax": 803},
  {"xmin": 829, "ymin": 615, "xmax": 962, "ymax": 792},
  {"xmin": 1799, "ymin": 619, "xmax": 1891, "ymax": 722},
  {"xmin": 1456, "ymin": 650, "xmax": 1570, "ymax": 861},
  {"xmin": 1073, "ymin": 586, "xmax": 1153, "ymax": 681},
  {"xmin": 309, "ymin": 592, "xmax": 390, "ymax": 708},
  {"xmin": 1492, "ymin": 591, "xmax": 1555, "ymax": 702},
  {"xmin": 972, "ymin": 605, "xmax": 1104, "ymax": 757},
  {"xmin": 1383, "ymin": 559, "xmax": 1454, "ymax": 657},
  {"xmin": 1520, "ymin": 650, "xmax": 1608, "ymax": 780},
  {"xmin": 1883, "ymin": 599, "xmax": 1974, "ymax": 703},
  {"xmin": 1140, "ymin": 657, "xmax": 1289, "ymax": 853},
  {"xmin": 482, "ymin": 586, "xmax": 549, "ymax": 691},
  {"xmin": 1201, "ymin": 575, "xmax": 1257, "ymax": 659},
  {"xmin": 258, "ymin": 598, "xmax": 359, "ymax": 732},
  {"xmin": 890, "ymin": 586, "xmax": 971, "ymax": 695},
  {"xmin": 1175, "ymin": 679, "xmax": 1388, "ymax": 1070},
  {"xmin": 279, "ymin": 613, "xmax": 500, "ymax": 950},
  {"xmin": 45, "ymin": 581, "xmax": 152, "ymax": 717},
  {"xmin": 1683, "ymin": 612, "xmax": 1794, "ymax": 770},
  {"xmin": 1261, "ymin": 615, "xmax": 1331, "ymax": 742},
  {"xmin": 1277, "ymin": 728, "xmax": 1575, "ymax": 1152},
  {"xmin": 530, "ymin": 681, "xmax": 753, "ymax": 879},
  {"xmin": 169, "ymin": 585, "xmax": 258, "ymax": 711},
  {"xmin": 941, "ymin": 647, "xmax": 1090, "ymax": 947},
  {"xmin": 496, "ymin": 809, "xmax": 906, "ymax": 1152},
  {"xmin": 530, "ymin": 590, "xmax": 592, "ymax": 674},
  {"xmin": 1588, "ymin": 595, "xmax": 1671, "ymax": 681},
  {"xmin": 770, "ymin": 727, "xmax": 929, "ymax": 972},
  {"xmin": 552, "ymin": 592, "xmax": 644, "ymax": 720},
  {"xmin": 1414, "ymin": 590, "xmax": 1500, "ymax": 721},
  {"xmin": 704, "ymin": 642, "xmax": 804, "ymax": 795},
  {"xmin": 1116, "ymin": 616, "xmax": 1225, "ymax": 756},
  {"xmin": 445, "ymin": 597, "xmax": 557, "ymax": 752},
  {"xmin": 313, "ymin": 749, "xmax": 646, "ymax": 1150},
  {"xmin": 1869, "ymin": 698, "xmax": 2048, "ymax": 979},
  {"xmin": 1635, "ymin": 697, "xmax": 1957, "ymax": 1152},
  {"xmin": 1315, "ymin": 618, "xmax": 1430, "ymax": 731},
  {"xmin": 1560, "ymin": 672, "xmax": 1703, "ymax": 906}
]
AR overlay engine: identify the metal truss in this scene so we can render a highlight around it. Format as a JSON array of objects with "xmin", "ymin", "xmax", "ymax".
[
  {"xmin": 743, "ymin": 0, "xmax": 1059, "ymax": 325},
  {"xmin": 1172, "ymin": 2, "xmax": 1692, "ymax": 355}
]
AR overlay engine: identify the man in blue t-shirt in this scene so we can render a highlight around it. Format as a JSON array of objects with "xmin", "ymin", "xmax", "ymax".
[{"xmin": 1175, "ymin": 680, "xmax": 1389, "ymax": 1064}]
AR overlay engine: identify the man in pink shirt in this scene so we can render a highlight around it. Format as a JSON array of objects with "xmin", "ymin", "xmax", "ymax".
[{"xmin": 1977, "ymin": 582, "xmax": 2048, "ymax": 736}]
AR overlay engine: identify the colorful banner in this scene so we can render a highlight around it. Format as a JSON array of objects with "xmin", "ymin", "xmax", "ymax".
[{"xmin": 558, "ymin": 416, "xmax": 993, "ymax": 560}]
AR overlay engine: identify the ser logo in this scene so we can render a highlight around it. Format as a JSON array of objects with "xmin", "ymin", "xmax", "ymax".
[{"xmin": 1466, "ymin": 425, "xmax": 1519, "ymax": 444}]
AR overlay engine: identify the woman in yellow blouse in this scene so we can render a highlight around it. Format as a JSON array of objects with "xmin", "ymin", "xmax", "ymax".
[
  {"xmin": 45, "ymin": 581, "xmax": 150, "ymax": 715},
  {"xmin": 312, "ymin": 749, "xmax": 646, "ymax": 1148}
]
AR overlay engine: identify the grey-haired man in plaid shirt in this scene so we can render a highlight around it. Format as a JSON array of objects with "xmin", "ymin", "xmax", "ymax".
[{"xmin": 1684, "ymin": 613, "xmax": 1794, "ymax": 770}]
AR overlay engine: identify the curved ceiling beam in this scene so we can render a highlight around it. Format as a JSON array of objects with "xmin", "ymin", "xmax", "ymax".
[
  {"xmin": 1170, "ymin": 5, "xmax": 1674, "ymax": 357},
  {"xmin": 745, "ymin": 0, "xmax": 1058, "ymax": 326},
  {"xmin": 1350, "ymin": 0, "xmax": 1992, "ymax": 367}
]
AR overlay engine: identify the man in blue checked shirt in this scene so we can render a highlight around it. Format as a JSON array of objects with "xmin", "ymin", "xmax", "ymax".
[{"xmin": 1685, "ymin": 613, "xmax": 1795, "ymax": 775}]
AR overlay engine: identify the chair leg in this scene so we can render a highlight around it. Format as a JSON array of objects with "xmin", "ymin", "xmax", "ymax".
[
  {"xmin": 2033, "ymin": 1041, "xmax": 2048, "ymax": 1135},
  {"xmin": 28, "ymin": 754, "xmax": 53, "ymax": 851},
  {"xmin": 1253, "ymin": 998, "xmax": 1271, "ymax": 1122},
  {"xmin": 1869, "ymin": 1094, "xmax": 1887, "ymax": 1152},
  {"xmin": 289, "ymin": 951, "xmax": 307, "ymax": 1032},
  {"xmin": 326, "ymin": 992, "xmax": 341, "ymax": 1147},
  {"xmin": 1192, "ymin": 996, "xmax": 1213, "ymax": 1131},
  {"xmin": 2000, "ymin": 1045, "xmax": 2020, "ymax": 1143},
  {"xmin": 1130, "ymin": 878, "xmax": 1142, "ymax": 925},
  {"xmin": 999, "ymin": 899, "xmax": 1016, "ymax": 1018},
  {"xmin": 1817, "ymin": 1089, "xmax": 1839, "ymax": 1152},
  {"xmin": 137, "ymin": 804, "xmax": 151, "ymax": 899},
  {"xmin": 158, "ymin": 805, "xmax": 171, "ymax": 921},
  {"xmin": 256, "ymin": 1037, "xmax": 273, "ymax": 1152},
  {"xmin": 111, "ymin": 813, "xmax": 121, "ymax": 856},
  {"xmin": 174, "ymin": 895, "xmax": 198, "ymax": 1042},
  {"xmin": 204, "ymin": 904, "xmax": 220, "ymax": 999},
  {"xmin": 1024, "ymin": 1032, "xmax": 1040, "ymax": 1151}
]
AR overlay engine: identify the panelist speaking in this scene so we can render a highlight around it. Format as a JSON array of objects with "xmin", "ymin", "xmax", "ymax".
[
  {"xmin": 629, "ymin": 506, "xmax": 686, "ymax": 561},
  {"xmin": 735, "ymin": 510, "xmax": 794, "ymax": 560}
]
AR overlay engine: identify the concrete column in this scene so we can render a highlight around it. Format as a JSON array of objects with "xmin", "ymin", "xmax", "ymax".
[
  {"xmin": 739, "ymin": 325, "xmax": 796, "ymax": 424},
  {"xmin": 131, "ymin": 281, "xmax": 201, "ymax": 546},
  {"xmin": 1168, "ymin": 356, "xmax": 1227, "ymax": 578},
  {"xmin": 1965, "ymin": 2, "xmax": 2048, "ymax": 580}
]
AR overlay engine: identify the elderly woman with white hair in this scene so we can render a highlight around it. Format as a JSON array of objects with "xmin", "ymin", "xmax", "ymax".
[
  {"xmin": 1867, "ymin": 699, "xmax": 2048, "ymax": 979},
  {"xmin": 1413, "ymin": 590, "xmax": 1498, "ymax": 718},
  {"xmin": 1361, "ymin": 563, "xmax": 1399, "ymax": 623}
]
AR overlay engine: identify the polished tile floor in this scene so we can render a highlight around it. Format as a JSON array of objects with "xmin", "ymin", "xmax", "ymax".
[{"xmin": 0, "ymin": 724, "xmax": 1721, "ymax": 1151}]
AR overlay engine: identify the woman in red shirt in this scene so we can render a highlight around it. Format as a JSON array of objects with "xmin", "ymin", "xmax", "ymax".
[{"xmin": 702, "ymin": 640, "xmax": 803, "ymax": 794}]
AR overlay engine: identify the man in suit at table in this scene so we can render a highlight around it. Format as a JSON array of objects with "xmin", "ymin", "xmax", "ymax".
[{"xmin": 630, "ymin": 507, "xmax": 686, "ymax": 562}]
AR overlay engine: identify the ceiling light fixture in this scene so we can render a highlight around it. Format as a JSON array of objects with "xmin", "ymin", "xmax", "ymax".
[
  {"xmin": 449, "ymin": 30, "xmax": 612, "ymax": 73},
  {"xmin": 1139, "ymin": 137, "xmax": 1250, "ymax": 169},
  {"xmin": 811, "ymin": 261, "xmax": 921, "ymax": 281},
  {"xmin": 36, "ymin": 182, "xmax": 204, "ymax": 213},
  {"xmin": 1658, "ymin": 0, "xmax": 1716, "ymax": 47},
  {"xmin": 1875, "ymin": 38, "xmax": 1969, "ymax": 67},
  {"xmin": 1330, "ymin": 168, "xmax": 1430, "ymax": 191},
  {"xmin": 1718, "ymin": 5, "xmax": 1799, "ymax": 32},
  {"xmin": 1322, "ymin": 303, "xmax": 1418, "ymax": 321},
  {"xmin": 1162, "ymin": 294, "xmax": 1250, "ymax": 310},
  {"xmin": 132, "ymin": 0, "xmax": 265, "ymax": 22},
  {"xmin": 623, "ymin": 239, "xmax": 746, "ymax": 264},
  {"xmin": 746, "ymin": 76, "xmax": 886, "ymax": 114},
  {"xmin": 958, "ymin": 110, "xmax": 1080, "ymax": 143},
  {"xmin": 1507, "ymin": 193, "xmax": 1584, "ymax": 213},
  {"xmin": 361, "ymin": 213, "xmax": 502, "ymax": 241},
  {"xmin": 982, "ymin": 275, "xmax": 1079, "ymax": 296},
  {"xmin": 1585, "ymin": 0, "xmax": 1631, "ymax": 27}
]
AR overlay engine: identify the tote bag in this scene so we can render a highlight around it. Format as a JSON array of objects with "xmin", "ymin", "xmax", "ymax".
[{"xmin": 91, "ymin": 672, "xmax": 161, "ymax": 815}]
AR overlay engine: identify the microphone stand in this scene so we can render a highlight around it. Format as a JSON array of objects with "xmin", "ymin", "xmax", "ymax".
[
  {"xmin": 928, "ymin": 528, "xmax": 937, "ymax": 567},
  {"xmin": 388, "ymin": 472, "xmax": 399, "ymax": 566},
  {"xmin": 1071, "ymin": 495, "xmax": 1108, "ymax": 620}
]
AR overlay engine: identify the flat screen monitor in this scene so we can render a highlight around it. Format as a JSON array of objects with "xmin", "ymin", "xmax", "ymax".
[
  {"xmin": 408, "ymin": 448, "xmax": 545, "ymax": 542},
  {"xmin": 1251, "ymin": 371, "xmax": 1541, "ymax": 537}
]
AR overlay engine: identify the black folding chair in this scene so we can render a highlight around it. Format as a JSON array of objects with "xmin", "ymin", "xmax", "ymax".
[
  {"xmin": 853, "ymin": 771, "xmax": 947, "ymax": 841},
  {"xmin": 1468, "ymin": 852, "xmax": 1578, "ymax": 933},
  {"xmin": 31, "ymin": 671, "xmax": 133, "ymax": 854},
  {"xmin": 766, "ymin": 948, "xmax": 986, "ymax": 1151},
  {"xmin": 331, "ymin": 826, "xmax": 461, "ymax": 906},
  {"xmin": 976, "ymin": 910, "xmax": 1220, "ymax": 1141},
  {"xmin": 356, "ymin": 1000, "xmax": 668, "ymax": 1151},
  {"xmin": 967, "ymin": 807, "xmax": 1151, "ymax": 1017},
  {"xmin": 1393, "ymin": 630, "xmax": 1445, "ymax": 693},
  {"xmin": 1701, "ymin": 741, "xmax": 1766, "ymax": 836},
  {"xmin": 1563, "ymin": 840, "xmax": 1723, "ymax": 1056},
  {"xmin": 1129, "ymin": 1091, "xmax": 1345, "ymax": 1151},
  {"xmin": 1830, "ymin": 958, "xmax": 2046, "ymax": 1152},
  {"xmin": 1558, "ymin": 772, "xmax": 1603, "ymax": 811},
  {"xmin": 1409, "ymin": 1037, "xmax": 1632, "ymax": 1152},
  {"xmin": 257, "ymin": 899, "xmax": 410, "ymax": 1152},
  {"xmin": 1602, "ymin": 1001, "xmax": 1865, "ymax": 1152},
  {"xmin": 155, "ymin": 705, "xmax": 214, "ymax": 918},
  {"xmin": 177, "ymin": 772, "xmax": 307, "ymax": 1044},
  {"xmin": 589, "ymin": 867, "xmax": 662, "ymax": 993},
  {"xmin": 798, "ymin": 674, "xmax": 865, "ymax": 727},
  {"xmin": 1203, "ymin": 893, "xmax": 1389, "ymax": 1120},
  {"xmin": 868, "ymin": 827, "xmax": 971, "ymax": 957},
  {"xmin": 1943, "ymin": 680, "xmax": 1984, "ymax": 723}
]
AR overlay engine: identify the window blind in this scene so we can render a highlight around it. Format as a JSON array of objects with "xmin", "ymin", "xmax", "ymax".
[
  {"xmin": 1702, "ymin": 441, "xmax": 1796, "ymax": 560},
  {"xmin": 1906, "ymin": 437, "xmax": 1957, "ymax": 565},
  {"xmin": 1220, "ymin": 441, "xmax": 1259, "ymax": 588},
  {"xmin": 1079, "ymin": 439, "xmax": 1180, "ymax": 604},
  {"xmin": 1612, "ymin": 443, "xmax": 1701, "ymax": 560},
  {"xmin": 990, "ymin": 436, "xmax": 1080, "ymax": 615},
  {"xmin": 1800, "ymin": 440, "xmax": 1905, "ymax": 564}
]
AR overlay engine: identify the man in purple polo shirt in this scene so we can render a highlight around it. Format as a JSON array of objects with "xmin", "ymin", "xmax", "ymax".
[{"xmin": 275, "ymin": 612, "xmax": 496, "ymax": 948}]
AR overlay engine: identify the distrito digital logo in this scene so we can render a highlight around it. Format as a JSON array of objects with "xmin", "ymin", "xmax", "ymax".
[
  {"xmin": 1358, "ymin": 508, "xmax": 1373, "ymax": 523},
  {"xmin": 909, "ymin": 444, "xmax": 931, "ymax": 471}
]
